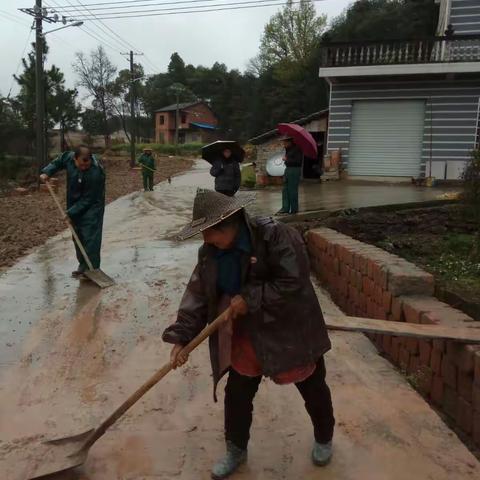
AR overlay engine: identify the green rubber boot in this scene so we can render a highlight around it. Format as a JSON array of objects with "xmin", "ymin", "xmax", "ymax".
[
  {"xmin": 312, "ymin": 440, "xmax": 333, "ymax": 466},
  {"xmin": 211, "ymin": 441, "xmax": 247, "ymax": 479}
]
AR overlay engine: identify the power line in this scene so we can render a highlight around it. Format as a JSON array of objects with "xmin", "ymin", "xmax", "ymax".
[
  {"xmin": 47, "ymin": 0, "xmax": 270, "ymax": 11},
  {"xmin": 44, "ymin": 1, "xmax": 159, "ymax": 77},
  {"xmin": 72, "ymin": 0, "xmax": 321, "ymax": 19},
  {"xmin": 45, "ymin": 0, "xmax": 125, "ymax": 52},
  {"xmin": 79, "ymin": 25, "xmax": 124, "ymax": 51},
  {"xmin": 47, "ymin": 0, "xmax": 160, "ymax": 73},
  {"xmin": 0, "ymin": 9, "xmax": 33, "ymax": 27},
  {"xmin": 71, "ymin": 0, "xmax": 161, "ymax": 72},
  {"xmin": 7, "ymin": 27, "xmax": 34, "ymax": 98},
  {"xmin": 46, "ymin": 0, "xmax": 173, "ymax": 7},
  {"xmin": 75, "ymin": 0, "xmax": 142, "ymax": 52}
]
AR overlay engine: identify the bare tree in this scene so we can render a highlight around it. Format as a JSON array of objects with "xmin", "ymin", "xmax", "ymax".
[{"xmin": 73, "ymin": 46, "xmax": 117, "ymax": 148}]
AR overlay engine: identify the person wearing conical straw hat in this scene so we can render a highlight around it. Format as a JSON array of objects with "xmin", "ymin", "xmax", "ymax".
[{"xmin": 163, "ymin": 189, "xmax": 335, "ymax": 479}]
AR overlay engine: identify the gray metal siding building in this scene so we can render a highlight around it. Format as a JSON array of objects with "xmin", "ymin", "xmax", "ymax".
[
  {"xmin": 450, "ymin": 0, "xmax": 480, "ymax": 34},
  {"xmin": 327, "ymin": 78, "xmax": 480, "ymax": 179},
  {"xmin": 319, "ymin": 0, "xmax": 480, "ymax": 180}
]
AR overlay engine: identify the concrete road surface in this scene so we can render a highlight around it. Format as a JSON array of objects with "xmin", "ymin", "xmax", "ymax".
[{"xmin": 0, "ymin": 162, "xmax": 477, "ymax": 479}]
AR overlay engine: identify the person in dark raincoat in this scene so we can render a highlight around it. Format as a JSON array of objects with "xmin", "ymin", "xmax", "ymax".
[
  {"xmin": 210, "ymin": 148, "xmax": 241, "ymax": 197},
  {"xmin": 40, "ymin": 145, "xmax": 106, "ymax": 277},
  {"xmin": 278, "ymin": 136, "xmax": 303, "ymax": 215},
  {"xmin": 137, "ymin": 147, "xmax": 156, "ymax": 191},
  {"xmin": 162, "ymin": 189, "xmax": 335, "ymax": 480}
]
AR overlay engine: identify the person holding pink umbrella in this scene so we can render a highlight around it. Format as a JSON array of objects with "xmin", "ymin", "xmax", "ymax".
[
  {"xmin": 277, "ymin": 135, "xmax": 303, "ymax": 214},
  {"xmin": 276, "ymin": 123, "xmax": 318, "ymax": 215}
]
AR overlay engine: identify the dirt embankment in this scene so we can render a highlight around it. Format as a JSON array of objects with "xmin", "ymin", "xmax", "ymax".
[
  {"xmin": 0, "ymin": 155, "xmax": 193, "ymax": 270},
  {"xmin": 321, "ymin": 205, "xmax": 480, "ymax": 316}
]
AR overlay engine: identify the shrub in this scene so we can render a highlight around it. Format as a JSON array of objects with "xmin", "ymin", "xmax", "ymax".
[{"xmin": 109, "ymin": 142, "xmax": 203, "ymax": 157}]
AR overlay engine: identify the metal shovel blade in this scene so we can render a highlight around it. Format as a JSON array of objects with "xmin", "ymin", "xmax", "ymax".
[
  {"xmin": 83, "ymin": 269, "xmax": 115, "ymax": 289},
  {"xmin": 26, "ymin": 429, "xmax": 94, "ymax": 479}
]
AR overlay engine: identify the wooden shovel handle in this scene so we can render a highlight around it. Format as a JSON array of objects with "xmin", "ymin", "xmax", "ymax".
[
  {"xmin": 79, "ymin": 308, "xmax": 231, "ymax": 452},
  {"xmin": 44, "ymin": 180, "xmax": 94, "ymax": 271},
  {"xmin": 139, "ymin": 163, "xmax": 156, "ymax": 173}
]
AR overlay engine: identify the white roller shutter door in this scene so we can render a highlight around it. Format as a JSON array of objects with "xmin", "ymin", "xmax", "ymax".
[{"xmin": 348, "ymin": 100, "xmax": 425, "ymax": 177}]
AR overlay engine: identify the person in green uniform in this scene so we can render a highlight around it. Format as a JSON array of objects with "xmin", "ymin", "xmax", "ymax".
[
  {"xmin": 137, "ymin": 147, "xmax": 156, "ymax": 191},
  {"xmin": 40, "ymin": 145, "xmax": 106, "ymax": 278},
  {"xmin": 278, "ymin": 137, "xmax": 303, "ymax": 215}
]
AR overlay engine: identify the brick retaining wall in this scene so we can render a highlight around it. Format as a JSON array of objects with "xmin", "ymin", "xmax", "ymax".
[{"xmin": 307, "ymin": 227, "xmax": 480, "ymax": 447}]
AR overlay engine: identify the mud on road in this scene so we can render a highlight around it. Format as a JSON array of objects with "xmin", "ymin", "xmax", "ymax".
[
  {"xmin": 0, "ymin": 154, "xmax": 192, "ymax": 270},
  {"xmin": 0, "ymin": 163, "xmax": 479, "ymax": 479}
]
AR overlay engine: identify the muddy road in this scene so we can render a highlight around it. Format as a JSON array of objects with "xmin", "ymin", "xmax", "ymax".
[{"xmin": 0, "ymin": 162, "xmax": 478, "ymax": 479}]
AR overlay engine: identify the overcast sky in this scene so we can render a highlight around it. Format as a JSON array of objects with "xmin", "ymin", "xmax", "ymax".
[{"xmin": 1, "ymin": 0, "xmax": 352, "ymax": 98}]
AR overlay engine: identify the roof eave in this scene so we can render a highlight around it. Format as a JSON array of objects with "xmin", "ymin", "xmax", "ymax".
[{"xmin": 248, "ymin": 109, "xmax": 329, "ymax": 145}]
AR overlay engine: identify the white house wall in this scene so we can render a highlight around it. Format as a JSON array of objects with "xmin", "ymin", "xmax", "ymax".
[{"xmin": 327, "ymin": 78, "xmax": 480, "ymax": 179}]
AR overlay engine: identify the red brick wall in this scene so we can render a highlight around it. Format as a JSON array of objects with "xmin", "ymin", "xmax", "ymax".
[
  {"xmin": 185, "ymin": 103, "xmax": 218, "ymax": 128},
  {"xmin": 307, "ymin": 227, "xmax": 480, "ymax": 447},
  {"xmin": 155, "ymin": 103, "xmax": 218, "ymax": 144}
]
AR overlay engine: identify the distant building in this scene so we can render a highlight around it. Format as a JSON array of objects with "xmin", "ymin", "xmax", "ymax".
[
  {"xmin": 319, "ymin": 0, "xmax": 480, "ymax": 180},
  {"xmin": 155, "ymin": 101, "xmax": 218, "ymax": 144}
]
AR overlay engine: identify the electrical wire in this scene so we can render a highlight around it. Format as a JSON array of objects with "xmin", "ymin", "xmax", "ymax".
[
  {"xmin": 48, "ymin": 0, "xmax": 160, "ymax": 73},
  {"xmin": 0, "ymin": 8, "xmax": 33, "ymax": 27},
  {"xmin": 73, "ymin": 0, "xmax": 321, "ymax": 19},
  {"xmin": 73, "ymin": 0, "xmax": 162, "ymax": 73},
  {"xmin": 7, "ymin": 27, "xmax": 34, "ymax": 98},
  {"xmin": 47, "ymin": 0, "xmax": 270, "ymax": 11},
  {"xmin": 45, "ymin": 0, "xmax": 178, "ymax": 8},
  {"xmin": 75, "ymin": 0, "xmax": 142, "ymax": 52},
  {"xmin": 46, "ymin": 0, "xmax": 124, "ymax": 53},
  {"xmin": 46, "ymin": 0, "xmax": 160, "ymax": 73}
]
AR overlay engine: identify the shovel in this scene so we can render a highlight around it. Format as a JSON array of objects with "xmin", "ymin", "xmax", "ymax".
[
  {"xmin": 25, "ymin": 308, "xmax": 230, "ymax": 479},
  {"xmin": 44, "ymin": 180, "xmax": 115, "ymax": 288},
  {"xmin": 138, "ymin": 163, "xmax": 156, "ymax": 173}
]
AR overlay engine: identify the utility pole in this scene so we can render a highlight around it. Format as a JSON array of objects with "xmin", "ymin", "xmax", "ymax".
[
  {"xmin": 35, "ymin": 0, "xmax": 45, "ymax": 187},
  {"xmin": 175, "ymin": 92, "xmax": 180, "ymax": 152},
  {"xmin": 20, "ymin": 3, "xmax": 83, "ymax": 187},
  {"xmin": 122, "ymin": 51, "xmax": 143, "ymax": 168},
  {"xmin": 129, "ymin": 50, "xmax": 136, "ymax": 168}
]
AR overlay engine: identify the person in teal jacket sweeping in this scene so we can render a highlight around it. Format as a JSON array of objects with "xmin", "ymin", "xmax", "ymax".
[
  {"xmin": 137, "ymin": 147, "xmax": 156, "ymax": 191},
  {"xmin": 40, "ymin": 145, "xmax": 106, "ymax": 277}
]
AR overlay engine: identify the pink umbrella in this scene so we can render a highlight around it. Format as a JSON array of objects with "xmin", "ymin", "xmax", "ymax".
[{"xmin": 277, "ymin": 123, "xmax": 318, "ymax": 158}]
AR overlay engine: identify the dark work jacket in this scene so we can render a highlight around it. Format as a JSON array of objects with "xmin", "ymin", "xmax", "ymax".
[
  {"xmin": 137, "ymin": 153, "xmax": 155, "ymax": 173},
  {"xmin": 42, "ymin": 151, "xmax": 105, "ymax": 225},
  {"xmin": 284, "ymin": 145, "xmax": 303, "ymax": 167},
  {"xmin": 162, "ymin": 213, "xmax": 331, "ymax": 400},
  {"xmin": 210, "ymin": 155, "xmax": 241, "ymax": 193}
]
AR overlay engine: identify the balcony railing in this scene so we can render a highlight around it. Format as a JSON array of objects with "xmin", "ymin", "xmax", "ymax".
[{"xmin": 320, "ymin": 35, "xmax": 480, "ymax": 68}]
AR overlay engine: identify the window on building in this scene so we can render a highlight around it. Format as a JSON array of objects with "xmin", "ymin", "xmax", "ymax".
[
  {"xmin": 181, "ymin": 113, "xmax": 187, "ymax": 124},
  {"xmin": 159, "ymin": 115, "xmax": 165, "ymax": 125}
]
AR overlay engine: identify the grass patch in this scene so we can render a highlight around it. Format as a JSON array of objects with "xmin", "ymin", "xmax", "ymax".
[
  {"xmin": 325, "ymin": 205, "xmax": 480, "ymax": 307},
  {"xmin": 109, "ymin": 142, "xmax": 203, "ymax": 157},
  {"xmin": 382, "ymin": 232, "xmax": 480, "ymax": 301}
]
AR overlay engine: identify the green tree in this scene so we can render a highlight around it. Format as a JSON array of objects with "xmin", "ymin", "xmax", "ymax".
[
  {"xmin": 111, "ymin": 63, "xmax": 145, "ymax": 142},
  {"xmin": 0, "ymin": 96, "xmax": 25, "ymax": 153},
  {"xmin": 324, "ymin": 0, "xmax": 439, "ymax": 42},
  {"xmin": 168, "ymin": 52, "xmax": 187, "ymax": 83},
  {"xmin": 81, "ymin": 108, "xmax": 105, "ymax": 137},
  {"xmin": 254, "ymin": 0, "xmax": 327, "ymax": 72},
  {"xmin": 14, "ymin": 39, "xmax": 80, "ymax": 149}
]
